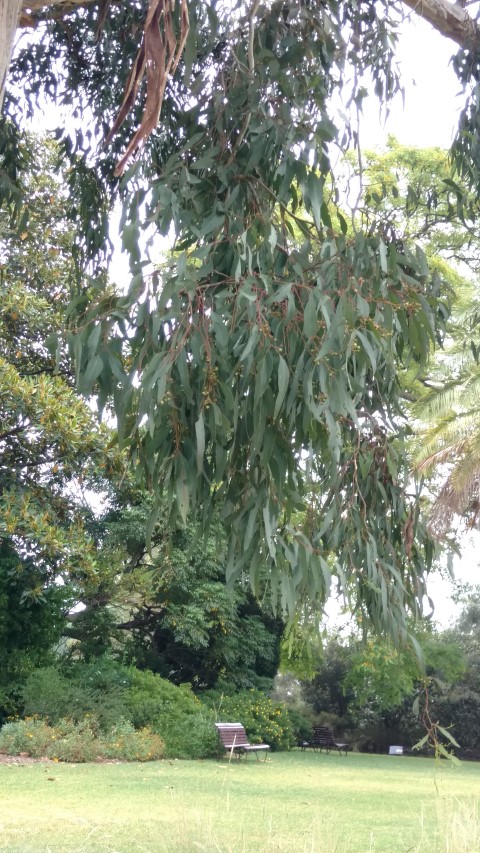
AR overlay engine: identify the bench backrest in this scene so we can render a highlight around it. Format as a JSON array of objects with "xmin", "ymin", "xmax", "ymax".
[
  {"xmin": 313, "ymin": 726, "xmax": 336, "ymax": 746},
  {"xmin": 215, "ymin": 723, "xmax": 250, "ymax": 748}
]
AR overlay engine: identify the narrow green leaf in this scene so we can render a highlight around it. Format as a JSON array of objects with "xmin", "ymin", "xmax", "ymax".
[
  {"xmin": 379, "ymin": 239, "xmax": 388, "ymax": 274},
  {"xmin": 83, "ymin": 354, "xmax": 103, "ymax": 389},
  {"xmin": 263, "ymin": 502, "xmax": 276, "ymax": 559},
  {"xmin": 355, "ymin": 330, "xmax": 377, "ymax": 372},
  {"xmin": 195, "ymin": 412, "xmax": 205, "ymax": 474},
  {"xmin": 413, "ymin": 734, "xmax": 429, "ymax": 751},
  {"xmin": 436, "ymin": 726, "xmax": 460, "ymax": 748},
  {"xmin": 307, "ymin": 171, "xmax": 323, "ymax": 231},
  {"xmin": 274, "ymin": 356, "xmax": 289, "ymax": 420},
  {"xmin": 303, "ymin": 291, "xmax": 318, "ymax": 338},
  {"xmin": 176, "ymin": 458, "xmax": 190, "ymax": 524}
]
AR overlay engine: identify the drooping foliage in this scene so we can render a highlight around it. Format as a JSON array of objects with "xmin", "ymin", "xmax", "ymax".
[{"xmin": 5, "ymin": 0, "xmax": 476, "ymax": 636}]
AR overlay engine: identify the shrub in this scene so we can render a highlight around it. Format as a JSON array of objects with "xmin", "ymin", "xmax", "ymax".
[
  {"xmin": 48, "ymin": 718, "xmax": 100, "ymax": 762},
  {"xmin": 21, "ymin": 661, "xmax": 217, "ymax": 759},
  {"xmin": 161, "ymin": 711, "xmax": 218, "ymax": 759},
  {"xmin": 21, "ymin": 667, "xmax": 95, "ymax": 724},
  {"xmin": 201, "ymin": 688, "xmax": 295, "ymax": 751},
  {"xmin": 123, "ymin": 669, "xmax": 217, "ymax": 758},
  {"xmin": 101, "ymin": 720, "xmax": 165, "ymax": 762},
  {"xmin": 0, "ymin": 717, "xmax": 165, "ymax": 762},
  {"xmin": 21, "ymin": 662, "xmax": 129, "ymax": 730},
  {"xmin": 0, "ymin": 718, "xmax": 52, "ymax": 758}
]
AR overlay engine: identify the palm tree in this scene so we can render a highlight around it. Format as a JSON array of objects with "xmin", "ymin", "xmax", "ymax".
[{"xmin": 414, "ymin": 310, "xmax": 480, "ymax": 536}]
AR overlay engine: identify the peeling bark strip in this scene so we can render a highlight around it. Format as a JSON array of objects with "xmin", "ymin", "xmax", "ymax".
[
  {"xmin": 402, "ymin": 0, "xmax": 480, "ymax": 50},
  {"xmin": 105, "ymin": 0, "xmax": 190, "ymax": 176}
]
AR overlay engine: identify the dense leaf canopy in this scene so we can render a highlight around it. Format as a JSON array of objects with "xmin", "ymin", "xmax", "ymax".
[
  {"xmin": 0, "ymin": 137, "xmax": 124, "ymax": 595},
  {"xmin": 5, "ymin": 0, "xmax": 480, "ymax": 637}
]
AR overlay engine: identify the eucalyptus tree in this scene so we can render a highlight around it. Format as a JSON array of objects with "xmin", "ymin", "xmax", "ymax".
[{"xmin": 4, "ymin": 0, "xmax": 480, "ymax": 639}]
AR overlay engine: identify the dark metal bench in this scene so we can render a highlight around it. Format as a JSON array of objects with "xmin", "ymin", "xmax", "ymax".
[
  {"xmin": 301, "ymin": 725, "xmax": 350, "ymax": 756},
  {"xmin": 215, "ymin": 722, "xmax": 270, "ymax": 761}
]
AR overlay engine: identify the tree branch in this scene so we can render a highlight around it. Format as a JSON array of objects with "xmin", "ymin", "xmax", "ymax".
[
  {"xmin": 0, "ymin": 423, "xmax": 27, "ymax": 443},
  {"xmin": 22, "ymin": 0, "xmax": 98, "ymax": 10},
  {"xmin": 402, "ymin": 0, "xmax": 480, "ymax": 50}
]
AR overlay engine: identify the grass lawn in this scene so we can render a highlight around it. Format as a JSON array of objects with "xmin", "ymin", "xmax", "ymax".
[{"xmin": 0, "ymin": 751, "xmax": 478, "ymax": 852}]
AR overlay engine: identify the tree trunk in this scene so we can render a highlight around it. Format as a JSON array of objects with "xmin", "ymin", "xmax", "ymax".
[
  {"xmin": 0, "ymin": 0, "xmax": 22, "ymax": 109},
  {"xmin": 402, "ymin": 0, "xmax": 480, "ymax": 50}
]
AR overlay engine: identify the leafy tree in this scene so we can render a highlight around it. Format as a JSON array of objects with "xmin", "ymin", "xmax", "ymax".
[
  {"xmin": 4, "ymin": 0, "xmax": 480, "ymax": 637},
  {"xmin": 301, "ymin": 635, "xmax": 354, "ymax": 726},
  {"xmin": 425, "ymin": 588, "xmax": 480, "ymax": 754},
  {"xmin": 68, "ymin": 491, "xmax": 284, "ymax": 690},
  {"xmin": 349, "ymin": 137, "xmax": 480, "ymax": 282},
  {"xmin": 344, "ymin": 632, "xmax": 465, "ymax": 711},
  {"xmin": 349, "ymin": 139, "xmax": 480, "ymax": 538},
  {"xmin": 0, "ymin": 135, "xmax": 118, "ymax": 580},
  {"xmin": 297, "ymin": 626, "xmax": 467, "ymax": 753},
  {"xmin": 0, "ymin": 539, "xmax": 65, "ymax": 722},
  {"xmin": 0, "ymin": 135, "xmax": 128, "ymax": 719}
]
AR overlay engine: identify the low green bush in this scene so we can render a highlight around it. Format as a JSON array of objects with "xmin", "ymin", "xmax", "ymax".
[
  {"xmin": 21, "ymin": 663, "xmax": 128, "ymax": 730},
  {"xmin": 201, "ymin": 688, "xmax": 295, "ymax": 750},
  {"xmin": 100, "ymin": 720, "xmax": 165, "ymax": 762},
  {"xmin": 161, "ymin": 711, "xmax": 218, "ymax": 759},
  {"xmin": 0, "ymin": 717, "xmax": 165, "ymax": 762},
  {"xmin": 20, "ymin": 660, "xmax": 217, "ymax": 759},
  {"xmin": 47, "ymin": 717, "xmax": 99, "ymax": 763},
  {"xmin": 0, "ymin": 717, "xmax": 52, "ymax": 758},
  {"xmin": 122, "ymin": 669, "xmax": 217, "ymax": 759}
]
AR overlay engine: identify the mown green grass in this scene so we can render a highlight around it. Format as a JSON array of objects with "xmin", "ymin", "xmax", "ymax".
[{"xmin": 0, "ymin": 751, "xmax": 478, "ymax": 852}]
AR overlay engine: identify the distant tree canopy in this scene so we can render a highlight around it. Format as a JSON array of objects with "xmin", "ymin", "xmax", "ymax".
[{"xmin": 4, "ymin": 1, "xmax": 480, "ymax": 638}]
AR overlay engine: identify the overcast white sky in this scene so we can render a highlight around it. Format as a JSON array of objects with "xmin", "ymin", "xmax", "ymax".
[{"xmin": 361, "ymin": 11, "xmax": 464, "ymax": 151}]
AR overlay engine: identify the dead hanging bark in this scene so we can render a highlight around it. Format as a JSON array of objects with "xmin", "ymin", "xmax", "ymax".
[
  {"xmin": 104, "ymin": 0, "xmax": 190, "ymax": 176},
  {"xmin": 1, "ymin": 0, "xmax": 189, "ymax": 177}
]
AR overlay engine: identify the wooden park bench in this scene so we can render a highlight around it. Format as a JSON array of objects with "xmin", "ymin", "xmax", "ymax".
[
  {"xmin": 215, "ymin": 723, "xmax": 270, "ymax": 761},
  {"xmin": 301, "ymin": 725, "xmax": 350, "ymax": 756}
]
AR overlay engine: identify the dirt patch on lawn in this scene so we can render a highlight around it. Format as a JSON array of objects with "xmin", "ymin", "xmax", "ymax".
[
  {"xmin": 0, "ymin": 752, "xmax": 126, "ymax": 765},
  {"xmin": 0, "ymin": 753, "xmax": 54, "ymax": 765}
]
